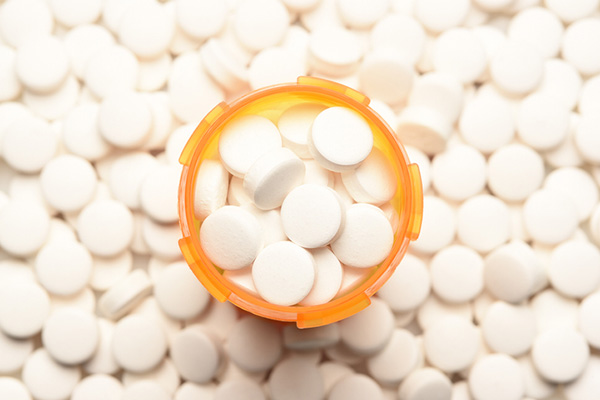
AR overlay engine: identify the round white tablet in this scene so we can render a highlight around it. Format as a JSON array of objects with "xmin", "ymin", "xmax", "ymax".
[
  {"xmin": 22, "ymin": 349, "xmax": 81, "ymax": 400},
  {"xmin": 303, "ymin": 160, "xmax": 335, "ymax": 187},
  {"xmin": 77, "ymin": 200, "xmax": 134, "ymax": 257},
  {"xmin": 562, "ymin": 18, "xmax": 600, "ymax": 76},
  {"xmin": 139, "ymin": 163, "xmax": 180, "ymax": 223},
  {"xmin": 308, "ymin": 27, "xmax": 363, "ymax": 77},
  {"xmin": 396, "ymin": 106, "xmax": 452, "ymax": 156},
  {"xmin": 457, "ymin": 194, "xmax": 510, "ymax": 253},
  {"xmin": 430, "ymin": 245, "xmax": 484, "ymax": 303},
  {"xmin": 171, "ymin": 326, "xmax": 221, "ymax": 383},
  {"xmin": 339, "ymin": 298, "xmax": 394, "ymax": 355},
  {"xmin": 42, "ymin": 308, "xmax": 98, "ymax": 365},
  {"xmin": 413, "ymin": 0, "xmax": 470, "ymax": 33},
  {"xmin": 507, "ymin": 7, "xmax": 563, "ymax": 59},
  {"xmin": 154, "ymin": 262, "xmax": 210, "ymax": 320},
  {"xmin": 0, "ymin": 280, "xmax": 50, "ymax": 339},
  {"xmin": 233, "ymin": 0, "xmax": 288, "ymax": 52},
  {"xmin": 90, "ymin": 251, "xmax": 133, "ymax": 292},
  {"xmin": 112, "ymin": 314, "xmax": 167, "ymax": 373},
  {"xmin": 549, "ymin": 241, "xmax": 600, "ymax": 299},
  {"xmin": 359, "ymin": 51, "xmax": 414, "ymax": 105},
  {"xmin": 408, "ymin": 72, "xmax": 464, "ymax": 124},
  {"xmin": 0, "ymin": 200, "xmax": 49, "ymax": 257},
  {"xmin": 531, "ymin": 289, "xmax": 579, "ymax": 334},
  {"xmin": 71, "ymin": 374, "xmax": 123, "ymax": 400},
  {"xmin": 40, "ymin": 155, "xmax": 97, "ymax": 213},
  {"xmin": 63, "ymin": 24, "xmax": 115, "ymax": 80},
  {"xmin": 342, "ymin": 147, "xmax": 397, "ymax": 205},
  {"xmin": 200, "ymin": 206, "xmax": 262, "ymax": 270},
  {"xmin": 481, "ymin": 301, "xmax": 536, "ymax": 356},
  {"xmin": 377, "ymin": 253, "xmax": 430, "ymax": 312},
  {"xmin": 411, "ymin": 196, "xmax": 456, "ymax": 255},
  {"xmin": 83, "ymin": 319, "xmax": 120, "ymax": 375},
  {"xmin": 281, "ymin": 184, "xmax": 344, "ymax": 248},
  {"xmin": 535, "ymin": 59, "xmax": 582, "ymax": 111},
  {"xmin": 98, "ymin": 91, "xmax": 152, "ymax": 149},
  {"xmin": 2, "ymin": 115, "xmax": 58, "ymax": 174},
  {"xmin": 98, "ymin": 269, "xmax": 153, "ymax": 320},
  {"xmin": 523, "ymin": 188, "xmax": 578, "ymax": 245},
  {"xmin": 252, "ymin": 241, "xmax": 315, "ymax": 306},
  {"xmin": 370, "ymin": 14, "xmax": 425, "ymax": 66},
  {"xmin": 398, "ymin": 368, "xmax": 452, "ymax": 400},
  {"xmin": 580, "ymin": 293, "xmax": 600, "ymax": 348},
  {"xmin": 564, "ymin": 356, "xmax": 600, "ymax": 400},
  {"xmin": 278, "ymin": 103, "xmax": 326, "ymax": 159},
  {"xmin": 218, "ymin": 115, "xmax": 282, "ymax": 178},
  {"xmin": 532, "ymin": 328, "xmax": 590, "ymax": 383},
  {"xmin": 331, "ymin": 203, "xmax": 393, "ymax": 268},
  {"xmin": 366, "ymin": 329, "xmax": 419, "ymax": 385},
  {"xmin": 488, "ymin": 143, "xmax": 544, "ymax": 202},
  {"xmin": 517, "ymin": 93, "xmax": 570, "ymax": 151},
  {"xmin": 300, "ymin": 247, "xmax": 343, "ymax": 306},
  {"xmin": 469, "ymin": 354, "xmax": 524, "ymax": 400},
  {"xmin": 248, "ymin": 46, "xmax": 306, "ymax": 90},
  {"xmin": 329, "ymin": 374, "xmax": 382, "ymax": 400},
  {"xmin": 175, "ymin": 0, "xmax": 227, "ymax": 40},
  {"xmin": 432, "ymin": 28, "xmax": 487, "ymax": 84},
  {"xmin": 62, "ymin": 104, "xmax": 112, "ymax": 162},
  {"xmin": 193, "ymin": 160, "xmax": 229, "ymax": 220},
  {"xmin": 122, "ymin": 380, "xmax": 170, "ymax": 400},
  {"xmin": 417, "ymin": 293, "xmax": 473, "ymax": 330},
  {"xmin": 35, "ymin": 240, "xmax": 92, "ymax": 296},
  {"xmin": 0, "ymin": 330, "xmax": 33, "ymax": 374},
  {"xmin": 15, "ymin": 35, "xmax": 69, "ymax": 94},
  {"xmin": 83, "ymin": 44, "xmax": 139, "ymax": 99},
  {"xmin": 424, "ymin": 316, "xmax": 479, "ymax": 373},
  {"xmin": 0, "ymin": 0, "xmax": 54, "ymax": 48},
  {"xmin": 108, "ymin": 152, "xmax": 158, "ymax": 210},
  {"xmin": 141, "ymin": 218, "xmax": 182, "ymax": 261},
  {"xmin": 0, "ymin": 377, "xmax": 31, "ymax": 400},
  {"xmin": 309, "ymin": 107, "xmax": 373, "ymax": 172},
  {"xmin": 431, "ymin": 144, "xmax": 486, "ymax": 202},
  {"xmin": 175, "ymin": 382, "xmax": 216, "ymax": 400},
  {"xmin": 225, "ymin": 316, "xmax": 283, "ymax": 373},
  {"xmin": 490, "ymin": 41, "xmax": 543, "ymax": 95},
  {"xmin": 269, "ymin": 357, "xmax": 325, "ymax": 400},
  {"xmin": 118, "ymin": 1, "xmax": 174, "ymax": 60},
  {"xmin": 546, "ymin": 167, "xmax": 599, "ymax": 223}
]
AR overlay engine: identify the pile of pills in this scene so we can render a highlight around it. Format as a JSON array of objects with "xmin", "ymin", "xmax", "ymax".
[
  {"xmin": 0, "ymin": 0, "xmax": 599, "ymax": 400},
  {"xmin": 196, "ymin": 105, "xmax": 396, "ymax": 306}
]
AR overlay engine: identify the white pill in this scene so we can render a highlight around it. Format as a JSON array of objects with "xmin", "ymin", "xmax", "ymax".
[
  {"xmin": 398, "ymin": 368, "xmax": 452, "ymax": 400},
  {"xmin": 532, "ymin": 328, "xmax": 590, "ymax": 383},
  {"xmin": 83, "ymin": 319, "xmax": 120, "ymax": 375},
  {"xmin": 112, "ymin": 314, "xmax": 167, "ymax": 373},
  {"xmin": 424, "ymin": 316, "xmax": 479, "ymax": 373},
  {"xmin": 562, "ymin": 18, "xmax": 600, "ymax": 76},
  {"xmin": 303, "ymin": 160, "xmax": 335, "ymax": 188},
  {"xmin": 431, "ymin": 144, "xmax": 486, "ymax": 202},
  {"xmin": 244, "ymin": 148, "xmax": 305, "ymax": 210},
  {"xmin": 99, "ymin": 91, "xmax": 152, "ymax": 149},
  {"xmin": 408, "ymin": 72, "xmax": 464, "ymax": 124},
  {"xmin": 517, "ymin": 93, "xmax": 570, "ymax": 151},
  {"xmin": 175, "ymin": 0, "xmax": 227, "ymax": 40},
  {"xmin": 534, "ymin": 59, "xmax": 583, "ymax": 111},
  {"xmin": 469, "ymin": 354, "xmax": 524, "ymax": 400},
  {"xmin": 549, "ymin": 241, "xmax": 600, "ymax": 299},
  {"xmin": 22, "ymin": 74, "xmax": 79, "ymax": 121},
  {"xmin": 488, "ymin": 143, "xmax": 544, "ymax": 202},
  {"xmin": 490, "ymin": 41, "xmax": 543, "ymax": 95},
  {"xmin": 0, "ymin": 200, "xmax": 49, "ymax": 257},
  {"xmin": 248, "ymin": 46, "xmax": 306, "ymax": 90},
  {"xmin": 331, "ymin": 203, "xmax": 393, "ymax": 268},
  {"xmin": 139, "ymin": 164, "xmax": 180, "ymax": 223},
  {"xmin": 523, "ymin": 188, "xmax": 579, "ymax": 245},
  {"xmin": 481, "ymin": 301, "xmax": 535, "ymax": 356},
  {"xmin": 0, "ymin": 377, "xmax": 31, "ymax": 400},
  {"xmin": 0, "ymin": 280, "xmax": 49, "ymax": 339},
  {"xmin": 564, "ymin": 356, "xmax": 600, "ymax": 400},
  {"xmin": 175, "ymin": 382, "xmax": 216, "ymax": 400},
  {"xmin": 580, "ymin": 293, "xmax": 600, "ymax": 349},
  {"xmin": 417, "ymin": 294, "xmax": 473, "ymax": 331},
  {"xmin": 377, "ymin": 253, "xmax": 430, "ymax": 312},
  {"xmin": 457, "ymin": 194, "xmax": 510, "ymax": 253},
  {"xmin": 396, "ymin": 106, "xmax": 452, "ymax": 156},
  {"xmin": 414, "ymin": 0, "xmax": 470, "ymax": 33},
  {"xmin": 130, "ymin": 298, "xmax": 182, "ymax": 349},
  {"xmin": 2, "ymin": 115, "xmax": 58, "ymax": 174},
  {"xmin": 268, "ymin": 357, "xmax": 325, "ymax": 400},
  {"xmin": 328, "ymin": 374, "xmax": 382, "ymax": 400},
  {"xmin": 309, "ymin": 107, "xmax": 373, "ymax": 172},
  {"xmin": 233, "ymin": 0, "xmax": 289, "ymax": 52},
  {"xmin": 71, "ymin": 375, "xmax": 123, "ymax": 400},
  {"xmin": 62, "ymin": 104, "xmax": 111, "ymax": 162},
  {"xmin": 118, "ymin": 2, "xmax": 174, "ymax": 60},
  {"xmin": 411, "ymin": 196, "xmax": 456, "ymax": 255},
  {"xmin": 171, "ymin": 326, "xmax": 221, "ymax": 383},
  {"xmin": 0, "ymin": 45, "xmax": 21, "ymax": 102},
  {"xmin": 15, "ymin": 35, "xmax": 69, "ymax": 95},
  {"xmin": 136, "ymin": 54, "xmax": 171, "ymax": 92},
  {"xmin": 42, "ymin": 308, "xmax": 98, "ymax": 365},
  {"xmin": 280, "ymin": 184, "xmax": 343, "ymax": 248},
  {"xmin": 34, "ymin": 240, "xmax": 92, "ymax": 296},
  {"xmin": 77, "ymin": 200, "xmax": 134, "ymax": 257},
  {"xmin": 22, "ymin": 349, "xmax": 81, "ymax": 400},
  {"xmin": 84, "ymin": 44, "xmax": 139, "ymax": 99},
  {"xmin": 507, "ymin": 7, "xmax": 563, "ymax": 59},
  {"xmin": 154, "ymin": 262, "xmax": 210, "ymax": 320},
  {"xmin": 342, "ymin": 147, "xmax": 397, "ymax": 205},
  {"xmin": 0, "ymin": 329, "xmax": 33, "ymax": 374},
  {"xmin": 308, "ymin": 27, "xmax": 364, "ymax": 77},
  {"xmin": 319, "ymin": 362, "xmax": 354, "ymax": 396},
  {"xmin": 337, "ymin": 0, "xmax": 388, "ymax": 29},
  {"xmin": 63, "ymin": 24, "xmax": 115, "ymax": 80},
  {"xmin": 141, "ymin": 218, "xmax": 182, "ymax": 261},
  {"xmin": 122, "ymin": 381, "xmax": 170, "ymax": 400},
  {"xmin": 531, "ymin": 289, "xmax": 579, "ymax": 334},
  {"xmin": 359, "ymin": 51, "xmax": 414, "ymax": 105},
  {"xmin": 0, "ymin": 0, "xmax": 54, "ymax": 48},
  {"xmin": 198, "ymin": 38, "xmax": 248, "ymax": 93},
  {"xmin": 225, "ymin": 316, "xmax": 282, "ymax": 373},
  {"xmin": 98, "ymin": 269, "xmax": 153, "ymax": 320},
  {"xmin": 278, "ymin": 103, "xmax": 326, "ymax": 159},
  {"xmin": 366, "ymin": 329, "xmax": 419, "ymax": 385},
  {"xmin": 252, "ymin": 241, "xmax": 315, "ymax": 306},
  {"xmin": 108, "ymin": 152, "xmax": 158, "ymax": 210},
  {"xmin": 200, "ymin": 206, "xmax": 262, "ymax": 270},
  {"xmin": 432, "ymin": 28, "xmax": 486, "ymax": 84},
  {"xmin": 339, "ymin": 298, "xmax": 394, "ymax": 355},
  {"xmin": 370, "ymin": 14, "xmax": 425, "ymax": 66},
  {"xmin": 430, "ymin": 245, "xmax": 483, "ymax": 303},
  {"xmin": 299, "ymin": 247, "xmax": 343, "ymax": 306}
]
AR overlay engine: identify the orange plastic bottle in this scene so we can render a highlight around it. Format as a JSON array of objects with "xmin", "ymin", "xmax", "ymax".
[{"xmin": 178, "ymin": 77, "xmax": 423, "ymax": 328}]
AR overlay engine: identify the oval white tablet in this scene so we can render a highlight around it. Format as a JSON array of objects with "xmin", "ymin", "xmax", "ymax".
[
  {"xmin": 112, "ymin": 314, "xmax": 167, "ymax": 373},
  {"xmin": 98, "ymin": 90, "xmax": 152, "ymax": 149},
  {"xmin": 0, "ymin": 377, "xmax": 31, "ymax": 400},
  {"xmin": 252, "ymin": 241, "xmax": 316, "ymax": 306},
  {"xmin": 232, "ymin": 0, "xmax": 289, "ymax": 52},
  {"xmin": 309, "ymin": 107, "xmax": 373, "ymax": 172},
  {"xmin": 544, "ymin": 167, "xmax": 599, "ymax": 222},
  {"xmin": 562, "ymin": 18, "xmax": 600, "ymax": 76},
  {"xmin": 490, "ymin": 40, "xmax": 543, "ymax": 95},
  {"xmin": 517, "ymin": 93, "xmax": 570, "ymax": 151},
  {"xmin": 15, "ymin": 35, "xmax": 69, "ymax": 94},
  {"xmin": 42, "ymin": 308, "xmax": 99, "ymax": 365},
  {"xmin": 0, "ymin": 200, "xmax": 50, "ymax": 257},
  {"xmin": 40, "ymin": 155, "xmax": 97, "ymax": 213},
  {"xmin": 278, "ymin": 103, "xmax": 326, "ymax": 159}
]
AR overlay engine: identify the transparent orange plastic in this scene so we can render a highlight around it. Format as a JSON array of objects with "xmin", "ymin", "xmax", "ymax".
[{"xmin": 178, "ymin": 77, "xmax": 423, "ymax": 328}]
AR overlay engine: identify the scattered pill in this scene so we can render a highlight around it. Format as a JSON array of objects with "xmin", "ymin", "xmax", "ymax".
[
  {"xmin": 42, "ymin": 308, "xmax": 99, "ymax": 365},
  {"xmin": 171, "ymin": 325, "xmax": 221, "ymax": 383},
  {"xmin": 430, "ymin": 245, "xmax": 484, "ymax": 303},
  {"xmin": 0, "ymin": 280, "xmax": 50, "ymax": 339},
  {"xmin": 339, "ymin": 298, "xmax": 394, "ymax": 355},
  {"xmin": 308, "ymin": 27, "xmax": 363, "ymax": 77},
  {"xmin": 0, "ymin": 377, "xmax": 31, "ymax": 400},
  {"xmin": 517, "ymin": 93, "xmax": 570, "ymax": 151},
  {"xmin": 71, "ymin": 374, "xmax": 123, "ymax": 400},
  {"xmin": 154, "ymin": 262, "xmax": 210, "ymax": 320},
  {"xmin": 225, "ymin": 316, "xmax": 283, "ymax": 373},
  {"xmin": 396, "ymin": 106, "xmax": 452, "ymax": 156},
  {"xmin": 523, "ymin": 188, "xmax": 579, "ymax": 245},
  {"xmin": 112, "ymin": 314, "xmax": 168, "ymax": 373},
  {"xmin": 98, "ymin": 269, "xmax": 153, "ymax": 320},
  {"xmin": 77, "ymin": 200, "xmax": 134, "ymax": 257},
  {"xmin": 548, "ymin": 240, "xmax": 600, "ymax": 299},
  {"xmin": 469, "ymin": 354, "xmax": 524, "ymax": 400},
  {"xmin": 22, "ymin": 349, "xmax": 81, "ymax": 400},
  {"xmin": 562, "ymin": 18, "xmax": 600, "ymax": 76},
  {"xmin": 481, "ymin": 301, "xmax": 536, "ymax": 356},
  {"xmin": 35, "ymin": 240, "xmax": 93, "ymax": 296},
  {"xmin": 398, "ymin": 367, "xmax": 452, "ymax": 400},
  {"xmin": 488, "ymin": 143, "xmax": 544, "ymax": 202},
  {"xmin": 531, "ymin": 328, "xmax": 590, "ymax": 383},
  {"xmin": 269, "ymin": 357, "xmax": 325, "ymax": 400}
]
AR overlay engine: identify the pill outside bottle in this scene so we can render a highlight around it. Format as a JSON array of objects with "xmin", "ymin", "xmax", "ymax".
[{"xmin": 178, "ymin": 77, "xmax": 423, "ymax": 328}]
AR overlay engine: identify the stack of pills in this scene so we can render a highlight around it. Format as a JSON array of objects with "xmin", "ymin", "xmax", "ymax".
[
  {"xmin": 0, "ymin": 0, "xmax": 599, "ymax": 400},
  {"xmin": 195, "ymin": 105, "xmax": 397, "ymax": 307}
]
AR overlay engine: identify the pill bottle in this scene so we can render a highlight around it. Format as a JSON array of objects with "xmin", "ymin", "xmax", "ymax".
[{"xmin": 178, "ymin": 77, "xmax": 423, "ymax": 328}]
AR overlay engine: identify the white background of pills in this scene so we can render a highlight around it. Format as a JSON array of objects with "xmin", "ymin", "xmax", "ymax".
[{"xmin": 0, "ymin": 0, "xmax": 600, "ymax": 399}]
